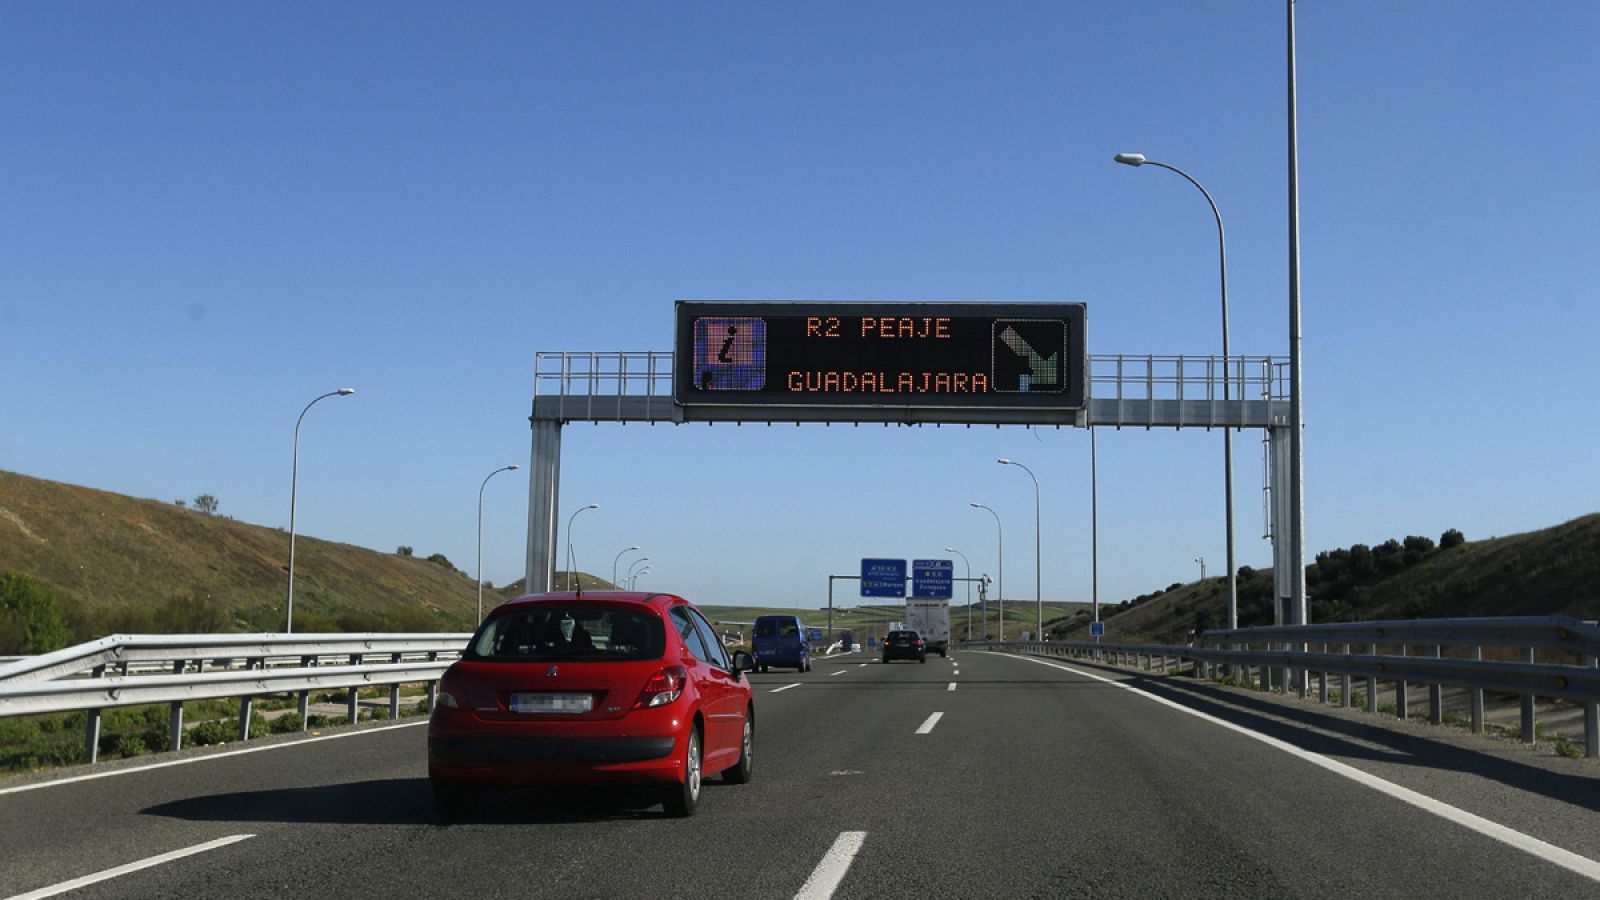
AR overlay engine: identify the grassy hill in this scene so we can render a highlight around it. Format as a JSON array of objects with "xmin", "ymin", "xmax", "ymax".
[
  {"xmin": 0, "ymin": 469, "xmax": 502, "ymax": 640},
  {"xmin": 1054, "ymin": 514, "xmax": 1600, "ymax": 644}
]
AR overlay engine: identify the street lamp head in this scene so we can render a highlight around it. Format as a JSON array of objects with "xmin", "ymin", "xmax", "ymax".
[
  {"xmin": 997, "ymin": 458, "xmax": 1012, "ymax": 465},
  {"xmin": 507, "ymin": 464, "xmax": 520, "ymax": 471},
  {"xmin": 1114, "ymin": 153, "xmax": 1147, "ymax": 167},
  {"xmin": 944, "ymin": 546, "xmax": 955, "ymax": 552},
  {"xmin": 586, "ymin": 503, "xmax": 600, "ymax": 510},
  {"xmin": 336, "ymin": 388, "xmax": 356, "ymax": 395},
  {"xmin": 969, "ymin": 502, "xmax": 982, "ymax": 508}
]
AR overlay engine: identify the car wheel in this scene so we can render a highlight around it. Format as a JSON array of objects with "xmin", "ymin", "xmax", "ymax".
[
  {"xmin": 431, "ymin": 782, "xmax": 478, "ymax": 821},
  {"xmin": 919, "ymin": 656, "xmax": 926, "ymax": 663},
  {"xmin": 663, "ymin": 726, "xmax": 703, "ymax": 818},
  {"xmin": 803, "ymin": 659, "xmax": 812, "ymax": 673},
  {"xmin": 724, "ymin": 710, "xmax": 753, "ymax": 784},
  {"xmin": 759, "ymin": 664, "xmax": 768, "ymax": 674}
]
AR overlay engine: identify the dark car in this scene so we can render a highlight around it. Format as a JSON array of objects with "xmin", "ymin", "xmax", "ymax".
[
  {"xmin": 882, "ymin": 629, "xmax": 927, "ymax": 663},
  {"xmin": 428, "ymin": 591, "xmax": 755, "ymax": 818}
]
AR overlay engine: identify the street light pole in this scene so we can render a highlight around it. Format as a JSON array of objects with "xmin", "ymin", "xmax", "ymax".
[
  {"xmin": 286, "ymin": 387, "xmax": 355, "ymax": 634},
  {"xmin": 970, "ymin": 502, "xmax": 1004, "ymax": 641},
  {"xmin": 1195, "ymin": 556, "xmax": 1207, "ymax": 582},
  {"xmin": 564, "ymin": 504, "xmax": 599, "ymax": 590},
  {"xmin": 612, "ymin": 545, "xmax": 641, "ymax": 588},
  {"xmin": 626, "ymin": 557, "xmax": 651, "ymax": 591},
  {"xmin": 477, "ymin": 464, "xmax": 520, "ymax": 624},
  {"xmin": 998, "ymin": 458, "xmax": 1042, "ymax": 640},
  {"xmin": 1114, "ymin": 152, "xmax": 1237, "ymax": 630},
  {"xmin": 945, "ymin": 546, "xmax": 972, "ymax": 642},
  {"xmin": 630, "ymin": 567, "xmax": 651, "ymax": 590}
]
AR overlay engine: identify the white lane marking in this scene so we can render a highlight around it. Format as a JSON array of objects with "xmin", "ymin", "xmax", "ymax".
[
  {"xmin": 915, "ymin": 712, "xmax": 944, "ymax": 734},
  {"xmin": 947, "ymin": 682, "xmax": 957, "ymax": 692},
  {"xmin": 857, "ymin": 663, "xmax": 869, "ymax": 668},
  {"xmin": 7, "ymin": 834, "xmax": 255, "ymax": 900},
  {"xmin": 0, "ymin": 720, "xmax": 428, "ymax": 797},
  {"xmin": 770, "ymin": 683, "xmax": 802, "ymax": 693},
  {"xmin": 795, "ymin": 830, "xmax": 867, "ymax": 900},
  {"xmin": 1000, "ymin": 653, "xmax": 1600, "ymax": 883},
  {"xmin": 830, "ymin": 669, "xmax": 847, "ymax": 677}
]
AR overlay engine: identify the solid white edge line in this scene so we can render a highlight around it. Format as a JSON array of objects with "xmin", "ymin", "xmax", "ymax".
[
  {"xmin": 997, "ymin": 652, "xmax": 1600, "ymax": 883},
  {"xmin": 6, "ymin": 833, "xmax": 255, "ymax": 900},
  {"xmin": 915, "ymin": 712, "xmax": 944, "ymax": 734},
  {"xmin": 794, "ymin": 831, "xmax": 867, "ymax": 900},
  {"xmin": 770, "ymin": 683, "xmax": 802, "ymax": 693},
  {"xmin": 947, "ymin": 682, "xmax": 957, "ymax": 692},
  {"xmin": 0, "ymin": 720, "xmax": 429, "ymax": 797}
]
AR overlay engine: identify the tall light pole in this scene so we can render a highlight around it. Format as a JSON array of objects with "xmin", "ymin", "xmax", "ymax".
[
  {"xmin": 564, "ymin": 504, "xmax": 599, "ymax": 590},
  {"xmin": 286, "ymin": 387, "xmax": 355, "ymax": 633},
  {"xmin": 970, "ymin": 502, "xmax": 1004, "ymax": 641},
  {"xmin": 998, "ymin": 458, "xmax": 1042, "ymax": 640},
  {"xmin": 476, "ymin": 464, "xmax": 519, "ymax": 624},
  {"xmin": 1091, "ymin": 428, "xmax": 1100, "ymax": 636},
  {"xmin": 630, "ymin": 567, "xmax": 652, "ymax": 590},
  {"xmin": 1115, "ymin": 151, "xmax": 1238, "ymax": 630},
  {"xmin": 612, "ymin": 545, "xmax": 641, "ymax": 588},
  {"xmin": 945, "ymin": 546, "xmax": 972, "ymax": 641},
  {"xmin": 626, "ymin": 556, "xmax": 651, "ymax": 591},
  {"xmin": 1194, "ymin": 556, "xmax": 1207, "ymax": 582}
]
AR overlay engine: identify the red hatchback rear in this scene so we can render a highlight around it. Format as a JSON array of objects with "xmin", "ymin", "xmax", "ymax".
[{"xmin": 428, "ymin": 591, "xmax": 755, "ymax": 818}]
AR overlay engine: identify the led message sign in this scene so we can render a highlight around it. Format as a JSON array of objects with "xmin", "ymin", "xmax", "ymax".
[{"xmin": 673, "ymin": 301, "xmax": 1086, "ymax": 410}]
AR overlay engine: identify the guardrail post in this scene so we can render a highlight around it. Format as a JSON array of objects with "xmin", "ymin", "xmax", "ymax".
[
  {"xmin": 1429, "ymin": 646, "xmax": 1443, "ymax": 725},
  {"xmin": 1586, "ymin": 654, "xmax": 1598, "ymax": 758},
  {"xmin": 348, "ymin": 654, "xmax": 362, "ymax": 724},
  {"xmin": 1471, "ymin": 646, "xmax": 1485, "ymax": 734},
  {"xmin": 237, "ymin": 657, "xmax": 261, "ymax": 742},
  {"xmin": 169, "ymin": 660, "xmax": 185, "ymax": 752},
  {"xmin": 297, "ymin": 655, "xmax": 314, "ymax": 729},
  {"xmin": 1340, "ymin": 644, "xmax": 1351, "ymax": 709},
  {"xmin": 1318, "ymin": 643, "xmax": 1328, "ymax": 704},
  {"xmin": 426, "ymin": 651, "xmax": 440, "ymax": 712},
  {"xmin": 1366, "ymin": 644, "xmax": 1378, "ymax": 714},
  {"xmin": 1520, "ymin": 646, "xmax": 1535, "ymax": 743},
  {"xmin": 83, "ymin": 663, "xmax": 106, "ymax": 764},
  {"xmin": 1396, "ymin": 645, "xmax": 1409, "ymax": 720},
  {"xmin": 1259, "ymin": 651, "xmax": 1270, "ymax": 692}
]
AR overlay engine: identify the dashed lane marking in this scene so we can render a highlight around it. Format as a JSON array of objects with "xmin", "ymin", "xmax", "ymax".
[
  {"xmin": 795, "ymin": 831, "xmax": 867, "ymax": 900},
  {"xmin": 947, "ymin": 682, "xmax": 957, "ymax": 692},
  {"xmin": 915, "ymin": 712, "xmax": 944, "ymax": 734},
  {"xmin": 770, "ymin": 683, "xmax": 802, "ymax": 693}
]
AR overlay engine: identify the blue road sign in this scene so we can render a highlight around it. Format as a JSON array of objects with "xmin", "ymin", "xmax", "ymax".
[
  {"xmin": 808, "ymin": 628, "xmax": 824, "ymax": 642},
  {"xmin": 1090, "ymin": 621, "xmax": 1105, "ymax": 637},
  {"xmin": 911, "ymin": 559, "xmax": 954, "ymax": 599},
  {"xmin": 861, "ymin": 558, "xmax": 907, "ymax": 597}
]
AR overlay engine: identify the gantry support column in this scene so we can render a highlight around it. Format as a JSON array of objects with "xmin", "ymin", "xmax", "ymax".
[{"xmin": 525, "ymin": 417, "xmax": 563, "ymax": 595}]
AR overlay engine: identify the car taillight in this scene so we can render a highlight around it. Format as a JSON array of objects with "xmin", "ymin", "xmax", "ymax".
[
  {"xmin": 635, "ymin": 665, "xmax": 688, "ymax": 709},
  {"xmin": 915, "ymin": 640, "xmax": 924, "ymax": 648}
]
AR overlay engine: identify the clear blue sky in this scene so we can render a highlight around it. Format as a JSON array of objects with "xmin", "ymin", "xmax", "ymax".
[{"xmin": 3, "ymin": 2, "xmax": 1596, "ymax": 614}]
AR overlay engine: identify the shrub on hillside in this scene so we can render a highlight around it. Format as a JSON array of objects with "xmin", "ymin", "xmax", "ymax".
[
  {"xmin": 1440, "ymin": 528, "xmax": 1466, "ymax": 549},
  {"xmin": 269, "ymin": 713, "xmax": 304, "ymax": 735},
  {"xmin": 0, "ymin": 573, "xmax": 73, "ymax": 654}
]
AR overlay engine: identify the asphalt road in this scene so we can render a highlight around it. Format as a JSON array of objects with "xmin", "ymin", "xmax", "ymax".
[{"xmin": 3, "ymin": 650, "xmax": 1599, "ymax": 899}]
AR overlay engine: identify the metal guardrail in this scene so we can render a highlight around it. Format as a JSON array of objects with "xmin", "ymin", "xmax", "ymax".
[
  {"xmin": 971, "ymin": 615, "xmax": 1600, "ymax": 759},
  {"xmin": 0, "ymin": 633, "xmax": 472, "ymax": 765}
]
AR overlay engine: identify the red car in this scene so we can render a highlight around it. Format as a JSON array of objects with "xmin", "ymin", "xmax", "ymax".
[{"xmin": 429, "ymin": 591, "xmax": 755, "ymax": 818}]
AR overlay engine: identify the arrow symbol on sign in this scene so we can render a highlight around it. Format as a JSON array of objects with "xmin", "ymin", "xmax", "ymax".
[{"xmin": 999, "ymin": 326, "xmax": 1059, "ymax": 387}]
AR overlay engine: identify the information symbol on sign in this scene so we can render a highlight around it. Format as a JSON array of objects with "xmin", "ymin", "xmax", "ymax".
[
  {"xmin": 692, "ymin": 317, "xmax": 766, "ymax": 391},
  {"xmin": 992, "ymin": 319, "xmax": 1067, "ymax": 394}
]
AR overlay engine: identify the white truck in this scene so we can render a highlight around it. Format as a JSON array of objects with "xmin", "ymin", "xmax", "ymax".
[{"xmin": 905, "ymin": 598, "xmax": 951, "ymax": 656}]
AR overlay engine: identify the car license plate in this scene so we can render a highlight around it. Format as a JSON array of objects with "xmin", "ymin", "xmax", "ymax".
[{"xmin": 509, "ymin": 692, "xmax": 593, "ymax": 714}]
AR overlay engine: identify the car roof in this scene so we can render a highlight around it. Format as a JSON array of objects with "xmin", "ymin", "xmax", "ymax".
[{"xmin": 496, "ymin": 591, "xmax": 683, "ymax": 614}]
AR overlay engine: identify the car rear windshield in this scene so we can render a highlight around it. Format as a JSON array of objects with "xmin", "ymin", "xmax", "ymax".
[
  {"xmin": 466, "ymin": 605, "xmax": 666, "ymax": 663},
  {"xmin": 888, "ymin": 631, "xmax": 917, "ymax": 640},
  {"xmin": 755, "ymin": 618, "xmax": 800, "ymax": 639}
]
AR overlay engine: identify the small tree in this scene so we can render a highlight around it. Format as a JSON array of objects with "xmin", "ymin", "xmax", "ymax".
[
  {"xmin": 396, "ymin": 546, "xmax": 414, "ymax": 557},
  {"xmin": 193, "ymin": 494, "xmax": 219, "ymax": 515},
  {"xmin": 173, "ymin": 499, "xmax": 187, "ymax": 508},
  {"xmin": 0, "ymin": 573, "xmax": 72, "ymax": 654},
  {"xmin": 1440, "ymin": 528, "xmax": 1466, "ymax": 549}
]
